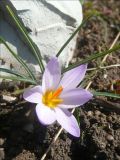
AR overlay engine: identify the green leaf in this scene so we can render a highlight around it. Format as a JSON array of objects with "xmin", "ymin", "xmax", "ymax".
[
  {"xmin": 56, "ymin": 13, "xmax": 97, "ymax": 57},
  {"xmin": 93, "ymin": 91, "xmax": 120, "ymax": 99},
  {"xmin": 0, "ymin": 36, "xmax": 36, "ymax": 82},
  {"xmin": 6, "ymin": 5, "xmax": 44, "ymax": 73},
  {"xmin": 0, "ymin": 75, "xmax": 37, "ymax": 85},
  {"xmin": 0, "ymin": 68, "xmax": 27, "ymax": 78},
  {"xmin": 63, "ymin": 44, "xmax": 120, "ymax": 73}
]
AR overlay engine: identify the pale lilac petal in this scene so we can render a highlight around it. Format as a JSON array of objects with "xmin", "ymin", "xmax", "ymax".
[
  {"xmin": 55, "ymin": 108, "xmax": 80, "ymax": 137},
  {"xmin": 36, "ymin": 103, "xmax": 56, "ymax": 125},
  {"xmin": 42, "ymin": 57, "xmax": 61, "ymax": 93},
  {"xmin": 58, "ymin": 104, "xmax": 77, "ymax": 109},
  {"xmin": 60, "ymin": 88, "xmax": 93, "ymax": 106},
  {"xmin": 60, "ymin": 64, "xmax": 87, "ymax": 89},
  {"xmin": 23, "ymin": 86, "xmax": 42, "ymax": 103}
]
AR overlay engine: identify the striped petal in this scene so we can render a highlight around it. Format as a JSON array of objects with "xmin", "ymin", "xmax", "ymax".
[
  {"xmin": 55, "ymin": 108, "xmax": 80, "ymax": 137},
  {"xmin": 36, "ymin": 103, "xmax": 56, "ymax": 125},
  {"xmin": 60, "ymin": 64, "xmax": 87, "ymax": 90},
  {"xmin": 23, "ymin": 86, "xmax": 42, "ymax": 103},
  {"xmin": 42, "ymin": 57, "xmax": 61, "ymax": 93},
  {"xmin": 60, "ymin": 88, "xmax": 93, "ymax": 106}
]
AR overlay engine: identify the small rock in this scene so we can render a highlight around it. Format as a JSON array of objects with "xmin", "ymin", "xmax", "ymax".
[
  {"xmin": 2, "ymin": 95, "xmax": 17, "ymax": 102},
  {"xmin": 0, "ymin": 138, "xmax": 4, "ymax": 146},
  {"xmin": 116, "ymin": 155, "xmax": 120, "ymax": 160},
  {"xmin": 106, "ymin": 134, "xmax": 114, "ymax": 141},
  {"xmin": 87, "ymin": 111, "xmax": 93, "ymax": 117},
  {"xmin": 0, "ymin": 148, "xmax": 5, "ymax": 160},
  {"xmin": 100, "ymin": 142, "xmax": 106, "ymax": 149},
  {"xmin": 107, "ymin": 116, "xmax": 112, "ymax": 122},
  {"xmin": 100, "ymin": 117, "xmax": 106, "ymax": 124},
  {"xmin": 95, "ymin": 110, "xmax": 101, "ymax": 116},
  {"xmin": 104, "ymin": 74, "xmax": 107, "ymax": 79}
]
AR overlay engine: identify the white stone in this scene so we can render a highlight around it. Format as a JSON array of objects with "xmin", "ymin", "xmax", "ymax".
[
  {"xmin": 2, "ymin": 95, "xmax": 17, "ymax": 102},
  {"xmin": 0, "ymin": 0, "xmax": 83, "ymax": 78}
]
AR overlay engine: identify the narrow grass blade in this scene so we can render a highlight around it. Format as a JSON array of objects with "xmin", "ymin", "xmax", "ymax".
[
  {"xmin": 93, "ymin": 91, "xmax": 120, "ymax": 99},
  {"xmin": 0, "ymin": 36, "xmax": 36, "ymax": 82},
  {"xmin": 79, "ymin": 0, "xmax": 84, "ymax": 5},
  {"xmin": 0, "ymin": 68, "xmax": 27, "ymax": 78},
  {"xmin": 56, "ymin": 13, "xmax": 98, "ymax": 57},
  {"xmin": 0, "ymin": 75, "xmax": 37, "ymax": 85},
  {"xmin": 63, "ymin": 44, "xmax": 120, "ymax": 73},
  {"xmin": 11, "ymin": 88, "xmax": 28, "ymax": 95},
  {"xmin": 6, "ymin": 5, "xmax": 44, "ymax": 73}
]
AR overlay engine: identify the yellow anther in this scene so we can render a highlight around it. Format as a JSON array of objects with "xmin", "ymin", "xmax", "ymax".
[{"xmin": 42, "ymin": 86, "xmax": 63, "ymax": 108}]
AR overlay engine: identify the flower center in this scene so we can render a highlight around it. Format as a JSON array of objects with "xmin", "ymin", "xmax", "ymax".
[{"xmin": 42, "ymin": 86, "xmax": 63, "ymax": 108}]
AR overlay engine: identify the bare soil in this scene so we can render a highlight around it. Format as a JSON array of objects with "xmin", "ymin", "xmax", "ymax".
[{"xmin": 0, "ymin": 0, "xmax": 120, "ymax": 160}]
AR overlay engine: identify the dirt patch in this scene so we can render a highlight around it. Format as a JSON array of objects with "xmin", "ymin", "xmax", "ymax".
[{"xmin": 0, "ymin": 0, "xmax": 120, "ymax": 160}]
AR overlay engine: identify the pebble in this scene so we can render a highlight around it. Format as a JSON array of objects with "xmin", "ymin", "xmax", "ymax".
[
  {"xmin": 107, "ymin": 116, "xmax": 112, "ymax": 122},
  {"xmin": 104, "ymin": 74, "xmax": 108, "ymax": 79},
  {"xmin": 106, "ymin": 134, "xmax": 114, "ymax": 141},
  {"xmin": 87, "ymin": 111, "xmax": 93, "ymax": 117},
  {"xmin": 95, "ymin": 110, "xmax": 101, "ymax": 116},
  {"xmin": 116, "ymin": 155, "xmax": 120, "ymax": 160},
  {"xmin": 2, "ymin": 95, "xmax": 17, "ymax": 102},
  {"xmin": 100, "ymin": 142, "xmax": 106, "ymax": 149},
  {"xmin": 0, "ymin": 138, "xmax": 4, "ymax": 146},
  {"xmin": 0, "ymin": 148, "xmax": 5, "ymax": 160}
]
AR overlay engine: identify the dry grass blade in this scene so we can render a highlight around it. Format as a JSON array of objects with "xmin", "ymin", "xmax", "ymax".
[
  {"xmin": 87, "ymin": 64, "xmax": 120, "ymax": 71},
  {"xmin": 87, "ymin": 31, "xmax": 120, "ymax": 87},
  {"xmin": 101, "ymin": 32, "xmax": 120, "ymax": 64},
  {"xmin": 41, "ymin": 127, "xmax": 63, "ymax": 160}
]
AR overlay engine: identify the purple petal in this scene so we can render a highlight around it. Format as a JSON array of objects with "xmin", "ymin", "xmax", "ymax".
[
  {"xmin": 55, "ymin": 108, "xmax": 80, "ymax": 137},
  {"xmin": 60, "ymin": 88, "xmax": 93, "ymax": 106},
  {"xmin": 58, "ymin": 104, "xmax": 77, "ymax": 109},
  {"xmin": 42, "ymin": 57, "xmax": 61, "ymax": 93},
  {"xmin": 23, "ymin": 86, "xmax": 42, "ymax": 103},
  {"xmin": 60, "ymin": 64, "xmax": 87, "ymax": 90},
  {"xmin": 36, "ymin": 103, "xmax": 56, "ymax": 125}
]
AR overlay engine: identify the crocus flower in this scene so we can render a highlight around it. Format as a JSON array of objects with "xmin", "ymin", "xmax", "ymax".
[{"xmin": 23, "ymin": 57, "xmax": 92, "ymax": 137}]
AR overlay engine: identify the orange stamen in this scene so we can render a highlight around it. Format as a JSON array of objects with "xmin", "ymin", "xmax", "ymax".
[
  {"xmin": 52, "ymin": 86, "xmax": 63, "ymax": 99},
  {"xmin": 42, "ymin": 86, "xmax": 63, "ymax": 108}
]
